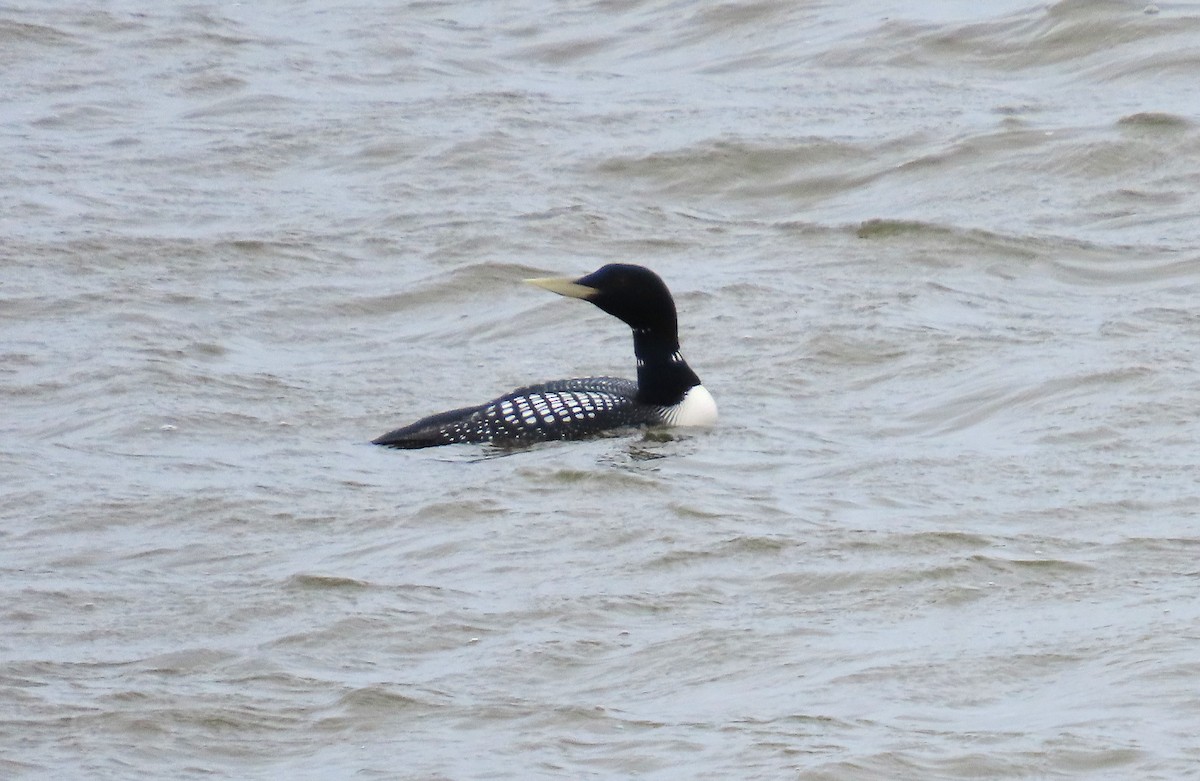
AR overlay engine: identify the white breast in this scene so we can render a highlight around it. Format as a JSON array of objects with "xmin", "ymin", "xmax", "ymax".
[{"xmin": 665, "ymin": 384, "xmax": 718, "ymax": 427}]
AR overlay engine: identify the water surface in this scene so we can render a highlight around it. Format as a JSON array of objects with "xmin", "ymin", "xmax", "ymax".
[{"xmin": 3, "ymin": 1, "xmax": 1200, "ymax": 778}]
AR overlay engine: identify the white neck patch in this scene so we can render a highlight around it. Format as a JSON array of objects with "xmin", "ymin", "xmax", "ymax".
[{"xmin": 664, "ymin": 384, "xmax": 718, "ymax": 427}]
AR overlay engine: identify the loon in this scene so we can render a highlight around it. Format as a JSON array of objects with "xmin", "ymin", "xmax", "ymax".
[{"xmin": 371, "ymin": 263, "xmax": 717, "ymax": 449}]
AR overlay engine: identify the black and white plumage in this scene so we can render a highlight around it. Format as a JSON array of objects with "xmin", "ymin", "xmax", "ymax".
[{"xmin": 371, "ymin": 264, "xmax": 717, "ymax": 449}]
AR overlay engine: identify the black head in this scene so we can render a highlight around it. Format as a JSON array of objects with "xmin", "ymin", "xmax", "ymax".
[
  {"xmin": 547, "ymin": 263, "xmax": 679, "ymax": 334},
  {"xmin": 526, "ymin": 263, "xmax": 700, "ymax": 404}
]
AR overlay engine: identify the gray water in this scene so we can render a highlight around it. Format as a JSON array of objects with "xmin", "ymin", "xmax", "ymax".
[{"xmin": 3, "ymin": 1, "xmax": 1200, "ymax": 778}]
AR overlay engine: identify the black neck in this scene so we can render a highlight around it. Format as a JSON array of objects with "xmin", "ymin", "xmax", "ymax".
[{"xmin": 632, "ymin": 328, "xmax": 701, "ymax": 406}]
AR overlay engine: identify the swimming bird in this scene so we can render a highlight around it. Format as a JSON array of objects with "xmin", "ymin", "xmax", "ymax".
[{"xmin": 371, "ymin": 263, "xmax": 717, "ymax": 448}]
